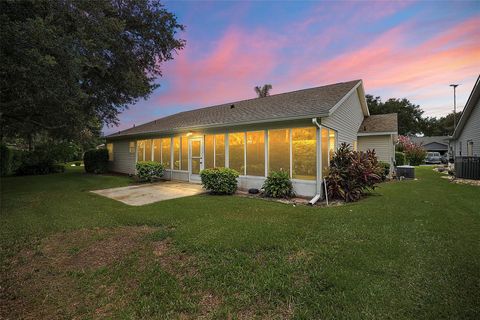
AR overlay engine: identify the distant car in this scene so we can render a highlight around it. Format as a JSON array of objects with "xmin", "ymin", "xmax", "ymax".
[{"xmin": 425, "ymin": 152, "xmax": 442, "ymax": 164}]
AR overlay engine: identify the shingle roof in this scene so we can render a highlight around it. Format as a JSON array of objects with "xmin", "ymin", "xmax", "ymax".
[
  {"xmin": 357, "ymin": 113, "xmax": 398, "ymax": 134},
  {"xmin": 107, "ymin": 80, "xmax": 361, "ymax": 138},
  {"xmin": 410, "ymin": 136, "xmax": 449, "ymax": 146}
]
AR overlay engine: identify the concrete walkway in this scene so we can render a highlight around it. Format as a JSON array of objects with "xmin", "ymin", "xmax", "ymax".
[{"xmin": 91, "ymin": 181, "xmax": 205, "ymax": 206}]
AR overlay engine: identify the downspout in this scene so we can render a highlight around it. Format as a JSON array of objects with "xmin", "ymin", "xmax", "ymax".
[{"xmin": 309, "ymin": 118, "xmax": 322, "ymax": 205}]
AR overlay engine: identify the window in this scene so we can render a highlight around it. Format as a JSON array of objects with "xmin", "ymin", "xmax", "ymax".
[
  {"xmin": 153, "ymin": 139, "xmax": 161, "ymax": 162},
  {"xmin": 215, "ymin": 134, "xmax": 225, "ymax": 167},
  {"xmin": 467, "ymin": 141, "xmax": 473, "ymax": 156},
  {"xmin": 353, "ymin": 140, "xmax": 357, "ymax": 151},
  {"xmin": 205, "ymin": 135, "xmax": 215, "ymax": 169},
  {"xmin": 246, "ymin": 131, "xmax": 265, "ymax": 176},
  {"xmin": 329, "ymin": 130, "xmax": 337, "ymax": 161},
  {"xmin": 321, "ymin": 128, "xmax": 329, "ymax": 177},
  {"xmin": 161, "ymin": 138, "xmax": 171, "ymax": 168},
  {"xmin": 292, "ymin": 127, "xmax": 316, "ymax": 180},
  {"xmin": 268, "ymin": 129, "xmax": 290, "ymax": 175},
  {"xmin": 228, "ymin": 132, "xmax": 245, "ymax": 174},
  {"xmin": 137, "ymin": 140, "xmax": 145, "ymax": 161},
  {"xmin": 106, "ymin": 143, "xmax": 114, "ymax": 161},
  {"xmin": 173, "ymin": 137, "xmax": 180, "ymax": 169},
  {"xmin": 144, "ymin": 140, "xmax": 152, "ymax": 161},
  {"xmin": 181, "ymin": 136, "xmax": 188, "ymax": 170},
  {"xmin": 129, "ymin": 142, "xmax": 135, "ymax": 154}
]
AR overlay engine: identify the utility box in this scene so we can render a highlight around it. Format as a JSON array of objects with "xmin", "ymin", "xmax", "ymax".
[{"xmin": 396, "ymin": 165, "xmax": 415, "ymax": 179}]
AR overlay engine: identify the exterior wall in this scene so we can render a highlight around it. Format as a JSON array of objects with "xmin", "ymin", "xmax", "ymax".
[
  {"xmin": 455, "ymin": 98, "xmax": 480, "ymax": 157},
  {"xmin": 321, "ymin": 89, "xmax": 365, "ymax": 145},
  {"xmin": 106, "ymin": 90, "xmax": 367, "ymax": 198},
  {"xmin": 357, "ymin": 134, "xmax": 395, "ymax": 168},
  {"xmin": 109, "ymin": 140, "xmax": 136, "ymax": 174}
]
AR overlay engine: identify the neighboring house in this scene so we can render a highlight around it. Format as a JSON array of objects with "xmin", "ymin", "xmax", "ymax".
[
  {"xmin": 357, "ymin": 113, "xmax": 398, "ymax": 169},
  {"xmin": 451, "ymin": 75, "xmax": 480, "ymax": 157},
  {"xmin": 410, "ymin": 136, "xmax": 450, "ymax": 155},
  {"xmin": 106, "ymin": 80, "xmax": 398, "ymax": 199}
]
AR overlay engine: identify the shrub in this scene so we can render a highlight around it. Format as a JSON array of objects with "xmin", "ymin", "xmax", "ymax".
[
  {"xmin": 378, "ymin": 161, "xmax": 390, "ymax": 180},
  {"xmin": 262, "ymin": 170, "xmax": 294, "ymax": 198},
  {"xmin": 0, "ymin": 144, "xmax": 11, "ymax": 176},
  {"xmin": 83, "ymin": 149, "xmax": 109, "ymax": 174},
  {"xmin": 396, "ymin": 135, "xmax": 426, "ymax": 166},
  {"xmin": 136, "ymin": 161, "xmax": 165, "ymax": 182},
  {"xmin": 15, "ymin": 148, "xmax": 65, "ymax": 176},
  {"xmin": 326, "ymin": 143, "xmax": 382, "ymax": 202},
  {"xmin": 405, "ymin": 146, "xmax": 426, "ymax": 166},
  {"xmin": 200, "ymin": 167, "xmax": 239, "ymax": 195},
  {"xmin": 395, "ymin": 151, "xmax": 406, "ymax": 166}
]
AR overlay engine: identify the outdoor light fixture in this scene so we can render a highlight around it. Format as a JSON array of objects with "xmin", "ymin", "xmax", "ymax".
[{"xmin": 186, "ymin": 132, "xmax": 193, "ymax": 137}]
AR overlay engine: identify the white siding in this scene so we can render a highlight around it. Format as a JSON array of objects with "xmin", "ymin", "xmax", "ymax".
[
  {"xmin": 456, "ymin": 98, "xmax": 480, "ymax": 156},
  {"xmin": 358, "ymin": 135, "xmax": 395, "ymax": 169},
  {"xmin": 109, "ymin": 140, "xmax": 136, "ymax": 174},
  {"xmin": 321, "ymin": 89, "xmax": 365, "ymax": 146}
]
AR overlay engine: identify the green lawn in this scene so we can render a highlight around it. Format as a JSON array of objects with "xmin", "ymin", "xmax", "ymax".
[{"xmin": 1, "ymin": 166, "xmax": 479, "ymax": 319}]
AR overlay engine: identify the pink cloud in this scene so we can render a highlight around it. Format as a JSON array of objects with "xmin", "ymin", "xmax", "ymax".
[
  {"xmin": 287, "ymin": 17, "xmax": 480, "ymax": 96},
  {"xmin": 107, "ymin": 11, "xmax": 479, "ymax": 136},
  {"xmin": 156, "ymin": 27, "xmax": 283, "ymax": 107}
]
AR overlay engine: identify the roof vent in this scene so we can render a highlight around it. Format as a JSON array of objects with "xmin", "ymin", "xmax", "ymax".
[{"xmin": 230, "ymin": 104, "xmax": 235, "ymax": 109}]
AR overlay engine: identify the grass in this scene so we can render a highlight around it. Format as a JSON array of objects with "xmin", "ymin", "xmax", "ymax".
[{"xmin": 1, "ymin": 166, "xmax": 479, "ymax": 319}]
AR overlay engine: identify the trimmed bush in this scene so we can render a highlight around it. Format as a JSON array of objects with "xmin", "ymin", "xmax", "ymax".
[
  {"xmin": 395, "ymin": 151, "xmax": 406, "ymax": 166},
  {"xmin": 326, "ymin": 143, "xmax": 383, "ymax": 202},
  {"xmin": 136, "ymin": 161, "xmax": 165, "ymax": 182},
  {"xmin": 262, "ymin": 170, "xmax": 294, "ymax": 198},
  {"xmin": 378, "ymin": 161, "xmax": 391, "ymax": 180},
  {"xmin": 200, "ymin": 168, "xmax": 239, "ymax": 195},
  {"xmin": 84, "ymin": 149, "xmax": 109, "ymax": 174}
]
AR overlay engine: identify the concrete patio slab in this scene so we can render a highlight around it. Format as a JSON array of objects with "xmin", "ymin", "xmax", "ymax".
[{"xmin": 91, "ymin": 181, "xmax": 205, "ymax": 206}]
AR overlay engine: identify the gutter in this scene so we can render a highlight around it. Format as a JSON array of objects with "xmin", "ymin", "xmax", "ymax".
[{"xmin": 309, "ymin": 117, "xmax": 322, "ymax": 205}]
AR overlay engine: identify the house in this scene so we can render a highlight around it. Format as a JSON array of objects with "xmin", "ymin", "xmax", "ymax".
[
  {"xmin": 410, "ymin": 136, "xmax": 450, "ymax": 155},
  {"xmin": 357, "ymin": 113, "xmax": 398, "ymax": 167},
  {"xmin": 106, "ymin": 80, "xmax": 398, "ymax": 200},
  {"xmin": 451, "ymin": 75, "xmax": 480, "ymax": 157}
]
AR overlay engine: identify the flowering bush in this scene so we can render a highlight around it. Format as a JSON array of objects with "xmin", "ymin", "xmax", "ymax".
[
  {"xmin": 396, "ymin": 136, "xmax": 426, "ymax": 166},
  {"xmin": 326, "ymin": 143, "xmax": 383, "ymax": 202}
]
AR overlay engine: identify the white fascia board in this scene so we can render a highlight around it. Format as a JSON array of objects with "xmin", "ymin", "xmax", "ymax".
[{"xmin": 357, "ymin": 131, "xmax": 398, "ymax": 137}]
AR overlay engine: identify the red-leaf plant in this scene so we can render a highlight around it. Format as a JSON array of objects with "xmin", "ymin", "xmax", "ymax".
[{"xmin": 326, "ymin": 143, "xmax": 382, "ymax": 202}]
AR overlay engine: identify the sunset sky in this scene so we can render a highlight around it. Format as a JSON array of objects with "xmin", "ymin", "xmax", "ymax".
[{"xmin": 104, "ymin": 0, "xmax": 480, "ymax": 135}]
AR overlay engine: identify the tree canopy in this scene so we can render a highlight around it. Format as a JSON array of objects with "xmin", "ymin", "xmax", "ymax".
[
  {"xmin": 366, "ymin": 94, "xmax": 459, "ymax": 136},
  {"xmin": 0, "ymin": 0, "xmax": 185, "ymax": 142},
  {"xmin": 420, "ymin": 112, "xmax": 461, "ymax": 136},
  {"xmin": 366, "ymin": 95, "xmax": 425, "ymax": 136}
]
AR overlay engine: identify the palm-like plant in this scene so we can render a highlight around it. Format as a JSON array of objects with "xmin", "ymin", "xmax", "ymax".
[{"xmin": 254, "ymin": 84, "xmax": 272, "ymax": 98}]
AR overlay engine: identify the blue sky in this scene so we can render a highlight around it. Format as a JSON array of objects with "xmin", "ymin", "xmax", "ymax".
[{"xmin": 104, "ymin": 0, "xmax": 480, "ymax": 135}]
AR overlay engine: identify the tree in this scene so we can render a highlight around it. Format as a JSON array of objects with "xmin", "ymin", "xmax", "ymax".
[
  {"xmin": 0, "ymin": 0, "xmax": 185, "ymax": 143},
  {"xmin": 254, "ymin": 84, "xmax": 273, "ymax": 98},
  {"xmin": 366, "ymin": 94, "xmax": 424, "ymax": 135},
  {"xmin": 421, "ymin": 111, "xmax": 461, "ymax": 136}
]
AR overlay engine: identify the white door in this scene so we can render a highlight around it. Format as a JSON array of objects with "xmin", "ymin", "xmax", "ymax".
[{"xmin": 189, "ymin": 138, "xmax": 204, "ymax": 182}]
